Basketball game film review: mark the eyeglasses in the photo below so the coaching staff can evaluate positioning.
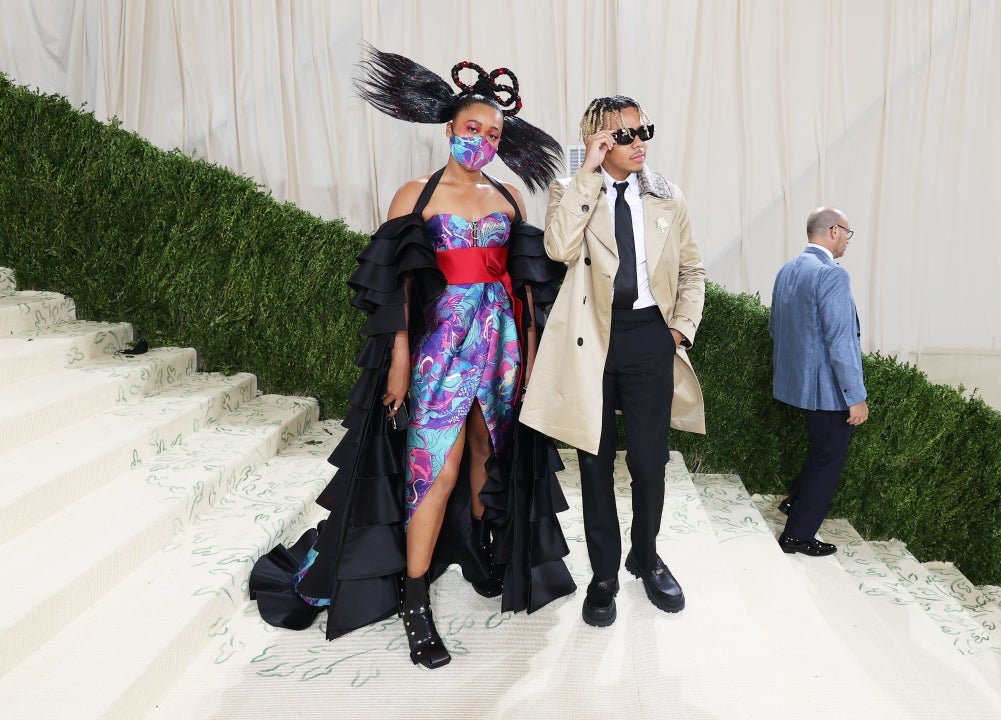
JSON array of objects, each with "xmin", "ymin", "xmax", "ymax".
[
  {"xmin": 832, "ymin": 224, "xmax": 855, "ymax": 241},
  {"xmin": 611, "ymin": 124, "xmax": 655, "ymax": 145}
]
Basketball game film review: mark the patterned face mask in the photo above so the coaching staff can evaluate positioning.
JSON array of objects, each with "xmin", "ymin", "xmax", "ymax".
[{"xmin": 449, "ymin": 133, "xmax": 497, "ymax": 170}]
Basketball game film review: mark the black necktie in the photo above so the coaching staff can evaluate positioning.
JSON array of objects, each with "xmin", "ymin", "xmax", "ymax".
[{"xmin": 612, "ymin": 181, "xmax": 638, "ymax": 309}]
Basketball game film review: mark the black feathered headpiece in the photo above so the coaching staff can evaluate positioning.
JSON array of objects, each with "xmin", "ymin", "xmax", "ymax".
[{"xmin": 354, "ymin": 43, "xmax": 563, "ymax": 192}]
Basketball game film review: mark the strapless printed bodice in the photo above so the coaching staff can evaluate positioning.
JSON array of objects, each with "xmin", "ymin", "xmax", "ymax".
[{"xmin": 425, "ymin": 212, "xmax": 511, "ymax": 252}]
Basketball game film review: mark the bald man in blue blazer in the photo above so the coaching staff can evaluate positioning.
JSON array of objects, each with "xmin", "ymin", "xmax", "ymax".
[{"xmin": 769, "ymin": 206, "xmax": 869, "ymax": 557}]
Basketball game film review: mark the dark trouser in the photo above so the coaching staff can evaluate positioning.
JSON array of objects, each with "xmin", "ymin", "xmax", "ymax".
[
  {"xmin": 783, "ymin": 408, "xmax": 854, "ymax": 539},
  {"xmin": 578, "ymin": 306, "xmax": 675, "ymax": 581}
]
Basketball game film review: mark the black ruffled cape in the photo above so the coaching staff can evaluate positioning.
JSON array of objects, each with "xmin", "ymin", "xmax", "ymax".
[{"xmin": 250, "ymin": 169, "xmax": 576, "ymax": 639}]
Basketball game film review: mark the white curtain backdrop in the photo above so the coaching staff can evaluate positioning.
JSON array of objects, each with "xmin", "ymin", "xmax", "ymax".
[{"xmin": 2, "ymin": 0, "xmax": 1000, "ymax": 381}]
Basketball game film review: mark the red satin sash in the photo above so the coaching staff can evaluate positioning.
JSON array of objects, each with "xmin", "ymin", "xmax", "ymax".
[{"xmin": 436, "ymin": 246, "xmax": 525, "ymax": 392}]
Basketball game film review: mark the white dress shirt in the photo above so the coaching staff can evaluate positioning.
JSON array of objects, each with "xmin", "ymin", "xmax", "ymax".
[
  {"xmin": 807, "ymin": 242, "xmax": 834, "ymax": 261},
  {"xmin": 600, "ymin": 167, "xmax": 656, "ymax": 309}
]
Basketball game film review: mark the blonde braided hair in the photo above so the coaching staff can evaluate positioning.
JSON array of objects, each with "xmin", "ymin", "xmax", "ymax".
[{"xmin": 579, "ymin": 95, "xmax": 652, "ymax": 142}]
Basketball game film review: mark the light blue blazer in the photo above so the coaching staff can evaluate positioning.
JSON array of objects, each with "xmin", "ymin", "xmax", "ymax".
[{"xmin": 769, "ymin": 246, "xmax": 867, "ymax": 411}]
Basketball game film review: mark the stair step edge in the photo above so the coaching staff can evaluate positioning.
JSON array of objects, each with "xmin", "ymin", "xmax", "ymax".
[{"xmin": 0, "ymin": 395, "xmax": 320, "ymax": 674}]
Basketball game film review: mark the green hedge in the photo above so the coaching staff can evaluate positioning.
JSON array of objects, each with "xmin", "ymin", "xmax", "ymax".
[
  {"xmin": 674, "ymin": 286, "xmax": 1001, "ymax": 584},
  {"xmin": 3, "ymin": 74, "xmax": 1000, "ymax": 584},
  {"xmin": 0, "ymin": 73, "xmax": 368, "ymax": 417}
]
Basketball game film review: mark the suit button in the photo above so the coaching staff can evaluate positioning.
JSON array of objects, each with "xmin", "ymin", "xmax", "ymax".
[
  {"xmin": 582, "ymin": 204, "xmax": 590, "ymax": 212},
  {"xmin": 584, "ymin": 257, "xmax": 591, "ymax": 265},
  {"xmin": 577, "ymin": 338, "xmax": 584, "ymax": 346}
]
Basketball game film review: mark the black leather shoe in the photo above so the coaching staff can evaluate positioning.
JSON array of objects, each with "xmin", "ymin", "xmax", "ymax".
[
  {"xmin": 777, "ymin": 498, "xmax": 794, "ymax": 515},
  {"xmin": 778, "ymin": 534, "xmax": 837, "ymax": 557},
  {"xmin": 625, "ymin": 552, "xmax": 685, "ymax": 613},
  {"xmin": 582, "ymin": 578, "xmax": 619, "ymax": 627}
]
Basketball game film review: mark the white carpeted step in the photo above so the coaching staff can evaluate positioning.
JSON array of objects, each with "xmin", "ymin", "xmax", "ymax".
[
  {"xmin": 753, "ymin": 494, "xmax": 1000, "ymax": 680},
  {"xmin": 0, "ymin": 371, "xmax": 257, "ymax": 545},
  {"xmin": 980, "ymin": 585, "xmax": 1001, "ymax": 633},
  {"xmin": 699, "ymin": 479, "xmax": 1001, "ymax": 709},
  {"xmin": 0, "ymin": 420, "xmax": 344, "ymax": 720},
  {"xmin": 751, "ymin": 495, "xmax": 920, "ymax": 606},
  {"xmin": 824, "ymin": 519, "xmax": 1001, "ymax": 673},
  {"xmin": 147, "ymin": 457, "xmax": 1001, "ymax": 719},
  {"xmin": 869, "ymin": 539, "xmax": 1001, "ymax": 686},
  {"xmin": 924, "ymin": 561, "xmax": 1001, "ymax": 653},
  {"xmin": 0, "ymin": 393, "xmax": 318, "ymax": 677},
  {"xmin": 0, "ymin": 267, "xmax": 15, "ymax": 293},
  {"xmin": 0, "ymin": 319, "xmax": 134, "ymax": 386},
  {"xmin": 0, "ymin": 288, "xmax": 77, "ymax": 335},
  {"xmin": 0, "ymin": 346, "xmax": 196, "ymax": 456}
]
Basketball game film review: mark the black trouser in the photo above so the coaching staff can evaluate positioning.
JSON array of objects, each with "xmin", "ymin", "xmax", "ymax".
[
  {"xmin": 578, "ymin": 306, "xmax": 675, "ymax": 581},
  {"xmin": 783, "ymin": 408, "xmax": 854, "ymax": 539}
]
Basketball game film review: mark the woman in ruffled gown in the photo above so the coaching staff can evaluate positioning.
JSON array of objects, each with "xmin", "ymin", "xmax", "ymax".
[{"xmin": 250, "ymin": 46, "xmax": 576, "ymax": 669}]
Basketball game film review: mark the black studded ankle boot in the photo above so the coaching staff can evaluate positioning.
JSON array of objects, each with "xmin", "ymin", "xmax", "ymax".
[
  {"xmin": 470, "ymin": 518, "xmax": 504, "ymax": 598},
  {"xmin": 402, "ymin": 573, "xmax": 451, "ymax": 669}
]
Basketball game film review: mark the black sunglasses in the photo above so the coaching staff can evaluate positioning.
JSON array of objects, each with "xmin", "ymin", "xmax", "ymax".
[{"xmin": 611, "ymin": 124, "xmax": 655, "ymax": 145}]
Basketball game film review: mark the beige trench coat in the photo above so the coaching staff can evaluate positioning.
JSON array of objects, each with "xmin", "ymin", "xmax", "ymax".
[{"xmin": 520, "ymin": 167, "xmax": 706, "ymax": 455}]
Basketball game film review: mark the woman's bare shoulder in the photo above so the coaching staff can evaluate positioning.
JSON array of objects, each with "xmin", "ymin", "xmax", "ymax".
[
  {"xmin": 387, "ymin": 175, "xmax": 433, "ymax": 220},
  {"xmin": 499, "ymin": 180, "xmax": 527, "ymax": 219}
]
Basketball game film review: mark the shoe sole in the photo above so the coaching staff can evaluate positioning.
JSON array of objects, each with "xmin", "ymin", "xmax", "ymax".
[
  {"xmin": 582, "ymin": 604, "xmax": 616, "ymax": 627},
  {"xmin": 781, "ymin": 545, "xmax": 837, "ymax": 557},
  {"xmin": 411, "ymin": 652, "xmax": 452, "ymax": 668},
  {"xmin": 625, "ymin": 555, "xmax": 685, "ymax": 613}
]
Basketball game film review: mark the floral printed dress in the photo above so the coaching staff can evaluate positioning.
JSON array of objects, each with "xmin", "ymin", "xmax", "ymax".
[
  {"xmin": 405, "ymin": 212, "xmax": 520, "ymax": 519},
  {"xmin": 249, "ymin": 168, "xmax": 575, "ymax": 641}
]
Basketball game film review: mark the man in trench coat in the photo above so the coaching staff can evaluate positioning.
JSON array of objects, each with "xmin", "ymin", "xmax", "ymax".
[{"xmin": 521, "ymin": 96, "xmax": 705, "ymax": 626}]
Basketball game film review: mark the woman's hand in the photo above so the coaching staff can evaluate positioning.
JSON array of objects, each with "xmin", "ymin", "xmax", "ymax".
[{"xmin": 383, "ymin": 330, "xmax": 410, "ymax": 416}]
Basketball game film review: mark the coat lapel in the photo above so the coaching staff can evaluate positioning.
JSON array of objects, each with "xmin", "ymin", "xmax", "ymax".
[
  {"xmin": 643, "ymin": 198, "xmax": 675, "ymax": 272},
  {"xmin": 589, "ymin": 191, "xmax": 619, "ymax": 258},
  {"xmin": 637, "ymin": 166, "xmax": 676, "ymax": 273}
]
